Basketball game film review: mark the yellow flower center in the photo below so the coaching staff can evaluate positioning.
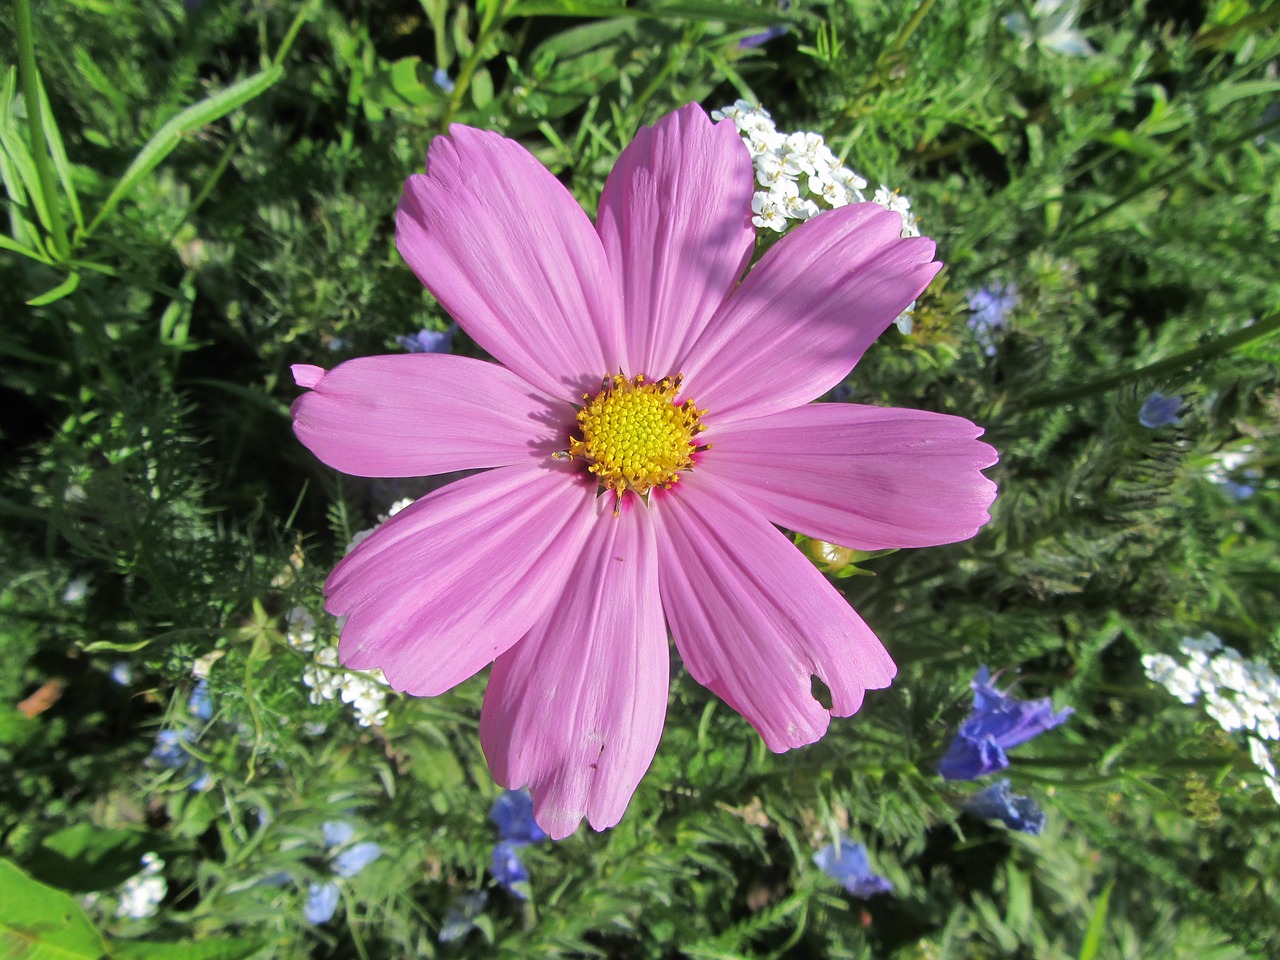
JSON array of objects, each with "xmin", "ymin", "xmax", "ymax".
[{"xmin": 566, "ymin": 374, "xmax": 707, "ymax": 507}]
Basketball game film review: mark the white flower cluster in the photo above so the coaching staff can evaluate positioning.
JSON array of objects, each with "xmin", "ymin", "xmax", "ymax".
[
  {"xmin": 116, "ymin": 853, "xmax": 167, "ymax": 919},
  {"xmin": 712, "ymin": 100, "xmax": 922, "ymax": 333},
  {"xmin": 287, "ymin": 499, "xmax": 416, "ymax": 728},
  {"xmin": 711, "ymin": 100, "xmax": 921, "ymax": 239},
  {"xmin": 1143, "ymin": 633, "xmax": 1280, "ymax": 805}
]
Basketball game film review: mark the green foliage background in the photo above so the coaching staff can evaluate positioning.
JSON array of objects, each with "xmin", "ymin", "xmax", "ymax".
[{"xmin": 1, "ymin": 0, "xmax": 1278, "ymax": 957}]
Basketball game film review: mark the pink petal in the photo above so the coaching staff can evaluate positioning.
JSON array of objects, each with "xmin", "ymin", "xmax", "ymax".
[
  {"xmin": 292, "ymin": 354, "xmax": 575, "ymax": 478},
  {"xmin": 596, "ymin": 104, "xmax": 755, "ymax": 378},
  {"xmin": 680, "ymin": 203, "xmax": 941, "ymax": 424},
  {"xmin": 480, "ymin": 495, "xmax": 667, "ymax": 840},
  {"xmin": 703, "ymin": 403, "xmax": 998, "ymax": 549},
  {"xmin": 396, "ymin": 125, "xmax": 622, "ymax": 402},
  {"xmin": 649, "ymin": 475, "xmax": 896, "ymax": 752},
  {"xmin": 327, "ymin": 462, "xmax": 596, "ymax": 695}
]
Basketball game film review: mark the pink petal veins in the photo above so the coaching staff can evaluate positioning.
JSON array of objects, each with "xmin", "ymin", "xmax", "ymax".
[
  {"xmin": 596, "ymin": 103, "xmax": 756, "ymax": 377},
  {"xmin": 291, "ymin": 354, "xmax": 575, "ymax": 478},
  {"xmin": 480, "ymin": 495, "xmax": 668, "ymax": 840},
  {"xmin": 704, "ymin": 403, "xmax": 998, "ymax": 550},
  {"xmin": 682, "ymin": 203, "xmax": 942, "ymax": 423},
  {"xmin": 396, "ymin": 125, "xmax": 623, "ymax": 402},
  {"xmin": 650, "ymin": 474, "xmax": 896, "ymax": 752},
  {"xmin": 327, "ymin": 462, "xmax": 596, "ymax": 696}
]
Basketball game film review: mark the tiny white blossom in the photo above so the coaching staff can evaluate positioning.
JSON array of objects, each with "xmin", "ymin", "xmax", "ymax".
[{"xmin": 116, "ymin": 854, "xmax": 166, "ymax": 919}]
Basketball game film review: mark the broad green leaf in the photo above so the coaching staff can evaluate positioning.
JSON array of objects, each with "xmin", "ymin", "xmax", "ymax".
[
  {"xmin": 26, "ymin": 824, "xmax": 156, "ymax": 893},
  {"xmin": 87, "ymin": 66, "xmax": 283, "ymax": 236},
  {"xmin": 110, "ymin": 937, "xmax": 263, "ymax": 960},
  {"xmin": 0, "ymin": 857, "xmax": 109, "ymax": 960}
]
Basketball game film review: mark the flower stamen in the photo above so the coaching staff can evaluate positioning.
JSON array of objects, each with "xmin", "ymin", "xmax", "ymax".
[{"xmin": 565, "ymin": 373, "xmax": 707, "ymax": 512}]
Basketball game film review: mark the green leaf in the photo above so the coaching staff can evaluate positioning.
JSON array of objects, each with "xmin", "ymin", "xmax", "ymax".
[
  {"xmin": 35, "ymin": 72, "xmax": 83, "ymax": 231},
  {"xmin": 26, "ymin": 270, "xmax": 79, "ymax": 306},
  {"xmin": 1078, "ymin": 879, "xmax": 1115, "ymax": 960},
  {"xmin": 110, "ymin": 937, "xmax": 263, "ymax": 960},
  {"xmin": 87, "ymin": 66, "xmax": 283, "ymax": 236},
  {"xmin": 1204, "ymin": 80, "xmax": 1280, "ymax": 114},
  {"xmin": 0, "ymin": 857, "xmax": 109, "ymax": 960},
  {"xmin": 511, "ymin": 1, "xmax": 779, "ymax": 24},
  {"xmin": 26, "ymin": 824, "xmax": 156, "ymax": 893}
]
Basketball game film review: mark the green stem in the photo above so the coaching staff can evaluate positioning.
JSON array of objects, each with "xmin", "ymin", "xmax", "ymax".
[
  {"xmin": 440, "ymin": 0, "xmax": 518, "ymax": 133},
  {"xmin": 13, "ymin": 0, "xmax": 69, "ymax": 260},
  {"xmin": 1019, "ymin": 309, "xmax": 1280, "ymax": 410}
]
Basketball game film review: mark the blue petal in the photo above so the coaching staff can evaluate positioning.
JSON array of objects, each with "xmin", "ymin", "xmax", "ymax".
[
  {"xmin": 397, "ymin": 325, "xmax": 456, "ymax": 354},
  {"xmin": 187, "ymin": 679, "xmax": 213, "ymax": 721},
  {"xmin": 488, "ymin": 789, "xmax": 548, "ymax": 845},
  {"xmin": 813, "ymin": 839, "xmax": 894, "ymax": 898},
  {"xmin": 303, "ymin": 881, "xmax": 340, "ymax": 924},
  {"xmin": 1139, "ymin": 391, "xmax": 1183, "ymax": 429},
  {"xmin": 321, "ymin": 820, "xmax": 356, "ymax": 848},
  {"xmin": 938, "ymin": 732, "xmax": 1010, "ymax": 781},
  {"xmin": 964, "ymin": 779, "xmax": 1047, "ymax": 834},
  {"xmin": 490, "ymin": 841, "xmax": 530, "ymax": 898},
  {"xmin": 333, "ymin": 842, "xmax": 382, "ymax": 878}
]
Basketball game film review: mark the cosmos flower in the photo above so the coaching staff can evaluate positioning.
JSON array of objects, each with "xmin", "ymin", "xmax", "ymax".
[
  {"xmin": 963, "ymin": 779, "xmax": 1046, "ymax": 834},
  {"xmin": 812, "ymin": 839, "xmax": 893, "ymax": 898},
  {"xmin": 939, "ymin": 666, "xmax": 1073, "ymax": 780},
  {"xmin": 292, "ymin": 103, "xmax": 998, "ymax": 838}
]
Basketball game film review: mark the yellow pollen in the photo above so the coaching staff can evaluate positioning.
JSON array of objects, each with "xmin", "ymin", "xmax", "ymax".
[{"xmin": 565, "ymin": 373, "xmax": 707, "ymax": 509}]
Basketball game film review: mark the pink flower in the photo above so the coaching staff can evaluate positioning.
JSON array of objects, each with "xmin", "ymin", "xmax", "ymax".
[{"xmin": 291, "ymin": 104, "xmax": 998, "ymax": 839}]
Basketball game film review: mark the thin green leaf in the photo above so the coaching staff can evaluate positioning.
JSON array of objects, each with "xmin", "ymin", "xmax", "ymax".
[
  {"xmin": 1078, "ymin": 879, "xmax": 1115, "ymax": 960},
  {"xmin": 0, "ymin": 231, "xmax": 50, "ymax": 262},
  {"xmin": 36, "ymin": 72, "xmax": 83, "ymax": 231},
  {"xmin": 87, "ymin": 66, "xmax": 283, "ymax": 236},
  {"xmin": 26, "ymin": 270, "xmax": 79, "ymax": 305},
  {"xmin": 511, "ymin": 1, "xmax": 781, "ymax": 25},
  {"xmin": 110, "ymin": 937, "xmax": 264, "ymax": 960},
  {"xmin": 25, "ymin": 272, "xmax": 79, "ymax": 305}
]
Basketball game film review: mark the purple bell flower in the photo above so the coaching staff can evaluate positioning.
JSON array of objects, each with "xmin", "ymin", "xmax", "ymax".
[
  {"xmin": 939, "ymin": 666, "xmax": 1073, "ymax": 780},
  {"xmin": 812, "ymin": 839, "xmax": 893, "ymax": 898}
]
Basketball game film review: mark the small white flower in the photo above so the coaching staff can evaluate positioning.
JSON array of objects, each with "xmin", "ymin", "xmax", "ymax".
[
  {"xmin": 1004, "ymin": 0, "xmax": 1095, "ymax": 57},
  {"xmin": 116, "ymin": 854, "xmax": 167, "ymax": 919}
]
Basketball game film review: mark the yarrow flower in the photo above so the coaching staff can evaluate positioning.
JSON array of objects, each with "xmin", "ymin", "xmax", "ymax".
[
  {"xmin": 939, "ymin": 666, "xmax": 1072, "ymax": 780},
  {"xmin": 711, "ymin": 100, "xmax": 922, "ymax": 333},
  {"xmin": 1144, "ymin": 633, "xmax": 1280, "ymax": 805},
  {"xmin": 963, "ymin": 779, "xmax": 1046, "ymax": 834},
  {"xmin": 813, "ymin": 839, "xmax": 893, "ymax": 898},
  {"xmin": 291, "ymin": 104, "xmax": 998, "ymax": 838},
  {"xmin": 1138, "ymin": 391, "xmax": 1183, "ymax": 429}
]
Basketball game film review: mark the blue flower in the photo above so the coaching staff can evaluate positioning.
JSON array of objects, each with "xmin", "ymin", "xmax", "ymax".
[
  {"xmin": 396, "ymin": 325, "xmax": 456, "ymax": 354},
  {"xmin": 490, "ymin": 840, "xmax": 530, "ymax": 898},
  {"xmin": 432, "ymin": 67, "xmax": 455, "ymax": 95},
  {"xmin": 303, "ymin": 881, "xmax": 340, "ymax": 924},
  {"xmin": 1139, "ymin": 391, "xmax": 1183, "ymax": 428},
  {"xmin": 149, "ymin": 727, "xmax": 212, "ymax": 791},
  {"xmin": 739, "ymin": 0, "xmax": 790, "ymax": 48},
  {"xmin": 188, "ymin": 679, "xmax": 213, "ymax": 721},
  {"xmin": 321, "ymin": 820, "xmax": 356, "ymax": 847},
  {"xmin": 813, "ymin": 839, "xmax": 893, "ymax": 898},
  {"xmin": 439, "ymin": 891, "xmax": 488, "ymax": 943},
  {"xmin": 488, "ymin": 790, "xmax": 547, "ymax": 897},
  {"xmin": 489, "ymin": 789, "xmax": 548, "ymax": 845},
  {"xmin": 966, "ymin": 282, "xmax": 1018, "ymax": 356},
  {"xmin": 333, "ymin": 842, "xmax": 383, "ymax": 878},
  {"xmin": 963, "ymin": 779, "xmax": 1047, "ymax": 834},
  {"xmin": 938, "ymin": 666, "xmax": 1073, "ymax": 780}
]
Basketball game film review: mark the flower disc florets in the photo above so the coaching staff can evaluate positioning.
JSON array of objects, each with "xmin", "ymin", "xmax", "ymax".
[{"xmin": 567, "ymin": 373, "xmax": 706, "ymax": 505}]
